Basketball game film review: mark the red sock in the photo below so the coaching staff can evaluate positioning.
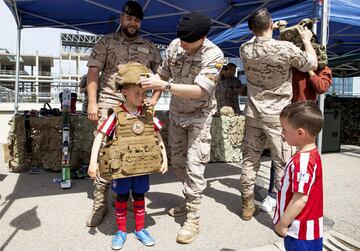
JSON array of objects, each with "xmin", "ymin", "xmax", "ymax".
[
  {"xmin": 133, "ymin": 199, "xmax": 145, "ymax": 231},
  {"xmin": 115, "ymin": 201, "xmax": 127, "ymax": 232}
]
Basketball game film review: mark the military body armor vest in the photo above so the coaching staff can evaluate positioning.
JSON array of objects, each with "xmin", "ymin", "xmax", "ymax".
[{"xmin": 98, "ymin": 105, "xmax": 162, "ymax": 179}]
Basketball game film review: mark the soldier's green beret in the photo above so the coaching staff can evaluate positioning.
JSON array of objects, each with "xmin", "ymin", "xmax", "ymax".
[{"xmin": 116, "ymin": 62, "xmax": 151, "ymax": 85}]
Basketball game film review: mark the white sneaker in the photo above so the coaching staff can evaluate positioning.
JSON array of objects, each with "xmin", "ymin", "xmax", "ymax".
[{"xmin": 260, "ymin": 195, "xmax": 276, "ymax": 212}]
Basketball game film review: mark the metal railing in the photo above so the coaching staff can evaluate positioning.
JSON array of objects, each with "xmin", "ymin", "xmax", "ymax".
[{"xmin": 0, "ymin": 69, "xmax": 29, "ymax": 75}]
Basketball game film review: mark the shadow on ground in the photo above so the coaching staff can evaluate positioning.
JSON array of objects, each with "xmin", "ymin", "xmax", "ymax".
[{"xmin": 1, "ymin": 161, "xmax": 275, "ymax": 237}]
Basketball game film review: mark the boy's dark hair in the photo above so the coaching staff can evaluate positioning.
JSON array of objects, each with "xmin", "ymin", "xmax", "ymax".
[
  {"xmin": 248, "ymin": 8, "xmax": 272, "ymax": 33},
  {"xmin": 280, "ymin": 101, "xmax": 324, "ymax": 137},
  {"xmin": 117, "ymin": 83, "xmax": 133, "ymax": 91},
  {"xmin": 227, "ymin": 63, "xmax": 237, "ymax": 69}
]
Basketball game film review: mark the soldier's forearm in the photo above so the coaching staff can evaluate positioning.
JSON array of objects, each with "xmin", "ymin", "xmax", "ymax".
[
  {"xmin": 169, "ymin": 83, "xmax": 204, "ymax": 99},
  {"xmin": 304, "ymin": 41, "xmax": 318, "ymax": 70},
  {"xmin": 87, "ymin": 67, "xmax": 99, "ymax": 103}
]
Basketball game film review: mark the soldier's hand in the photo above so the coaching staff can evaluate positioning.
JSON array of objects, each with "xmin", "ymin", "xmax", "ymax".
[
  {"xmin": 273, "ymin": 21, "xmax": 280, "ymax": 30},
  {"xmin": 87, "ymin": 102, "xmax": 99, "ymax": 123},
  {"xmin": 139, "ymin": 76, "xmax": 166, "ymax": 91},
  {"xmin": 160, "ymin": 161, "xmax": 168, "ymax": 174},
  {"xmin": 88, "ymin": 163, "xmax": 99, "ymax": 179},
  {"xmin": 273, "ymin": 20, "xmax": 287, "ymax": 30},
  {"xmin": 297, "ymin": 26, "xmax": 313, "ymax": 43}
]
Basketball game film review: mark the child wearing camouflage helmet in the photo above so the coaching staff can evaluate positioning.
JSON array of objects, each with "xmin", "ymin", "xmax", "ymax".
[{"xmin": 88, "ymin": 62, "xmax": 168, "ymax": 250}]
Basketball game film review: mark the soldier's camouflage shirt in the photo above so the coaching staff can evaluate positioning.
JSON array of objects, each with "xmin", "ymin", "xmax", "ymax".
[
  {"xmin": 240, "ymin": 36, "xmax": 316, "ymax": 122},
  {"xmin": 215, "ymin": 76, "xmax": 243, "ymax": 113},
  {"xmin": 158, "ymin": 38, "xmax": 224, "ymax": 118},
  {"xmin": 87, "ymin": 31, "xmax": 161, "ymax": 106}
]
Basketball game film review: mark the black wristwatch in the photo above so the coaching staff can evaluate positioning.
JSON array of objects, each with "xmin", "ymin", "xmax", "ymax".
[{"xmin": 164, "ymin": 82, "xmax": 171, "ymax": 92}]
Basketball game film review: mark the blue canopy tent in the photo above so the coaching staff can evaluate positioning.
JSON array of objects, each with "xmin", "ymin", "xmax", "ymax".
[
  {"xmin": 211, "ymin": 0, "xmax": 360, "ymax": 77},
  {"xmin": 3, "ymin": 0, "xmax": 353, "ymax": 152},
  {"xmin": 3, "ymin": 0, "xmax": 309, "ymax": 114},
  {"xmin": 5, "ymin": 0, "xmax": 305, "ymax": 46}
]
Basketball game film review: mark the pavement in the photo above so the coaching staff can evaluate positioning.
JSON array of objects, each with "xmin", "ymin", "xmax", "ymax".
[{"xmin": 0, "ymin": 145, "xmax": 359, "ymax": 251}]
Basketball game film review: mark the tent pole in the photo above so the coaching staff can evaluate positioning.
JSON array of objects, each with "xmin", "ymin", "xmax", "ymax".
[
  {"xmin": 317, "ymin": 0, "xmax": 329, "ymax": 153},
  {"xmin": 14, "ymin": 25, "xmax": 22, "ymax": 115}
]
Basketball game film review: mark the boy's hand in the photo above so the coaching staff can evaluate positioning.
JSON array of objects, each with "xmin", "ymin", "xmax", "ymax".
[
  {"xmin": 159, "ymin": 161, "xmax": 168, "ymax": 174},
  {"xmin": 275, "ymin": 222, "xmax": 288, "ymax": 237},
  {"xmin": 143, "ymin": 97, "xmax": 157, "ymax": 106},
  {"xmin": 88, "ymin": 163, "xmax": 99, "ymax": 179}
]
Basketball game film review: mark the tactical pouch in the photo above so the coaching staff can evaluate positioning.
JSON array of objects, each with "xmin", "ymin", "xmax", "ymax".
[
  {"xmin": 121, "ymin": 141, "xmax": 161, "ymax": 175},
  {"xmin": 40, "ymin": 102, "xmax": 61, "ymax": 116},
  {"xmin": 98, "ymin": 143, "xmax": 121, "ymax": 174}
]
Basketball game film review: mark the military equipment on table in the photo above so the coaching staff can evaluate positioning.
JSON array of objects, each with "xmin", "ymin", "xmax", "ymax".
[
  {"xmin": 98, "ymin": 105, "xmax": 162, "ymax": 179},
  {"xmin": 8, "ymin": 114, "xmax": 95, "ymax": 173},
  {"xmin": 278, "ymin": 18, "xmax": 328, "ymax": 68}
]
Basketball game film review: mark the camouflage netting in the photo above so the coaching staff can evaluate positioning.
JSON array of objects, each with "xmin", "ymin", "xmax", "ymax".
[
  {"xmin": 210, "ymin": 107, "xmax": 245, "ymax": 162},
  {"xmin": 8, "ymin": 114, "xmax": 96, "ymax": 172},
  {"xmin": 155, "ymin": 108, "xmax": 245, "ymax": 163},
  {"xmin": 325, "ymin": 96, "xmax": 360, "ymax": 146},
  {"xmin": 8, "ymin": 109, "xmax": 245, "ymax": 173}
]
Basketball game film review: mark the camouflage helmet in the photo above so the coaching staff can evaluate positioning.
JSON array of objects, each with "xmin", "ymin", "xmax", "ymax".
[
  {"xmin": 116, "ymin": 62, "xmax": 151, "ymax": 86},
  {"xmin": 278, "ymin": 18, "xmax": 328, "ymax": 68}
]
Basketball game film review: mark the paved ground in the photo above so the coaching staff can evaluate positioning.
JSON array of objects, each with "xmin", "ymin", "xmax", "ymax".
[{"xmin": 0, "ymin": 145, "xmax": 359, "ymax": 251}]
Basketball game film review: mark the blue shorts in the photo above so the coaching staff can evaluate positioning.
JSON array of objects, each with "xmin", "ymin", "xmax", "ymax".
[
  {"xmin": 284, "ymin": 236, "xmax": 323, "ymax": 251},
  {"xmin": 111, "ymin": 175, "xmax": 150, "ymax": 195}
]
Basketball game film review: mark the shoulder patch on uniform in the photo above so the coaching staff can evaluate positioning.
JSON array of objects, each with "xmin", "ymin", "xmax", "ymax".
[
  {"xmin": 138, "ymin": 47, "xmax": 150, "ymax": 54},
  {"xmin": 208, "ymin": 62, "xmax": 224, "ymax": 69},
  {"xmin": 206, "ymin": 73, "xmax": 217, "ymax": 82}
]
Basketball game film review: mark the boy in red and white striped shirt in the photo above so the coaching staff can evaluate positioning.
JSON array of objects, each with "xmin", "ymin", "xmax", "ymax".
[{"xmin": 273, "ymin": 101, "xmax": 324, "ymax": 250}]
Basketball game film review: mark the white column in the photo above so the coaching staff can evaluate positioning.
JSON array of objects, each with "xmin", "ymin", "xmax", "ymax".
[
  {"xmin": 35, "ymin": 51, "xmax": 39, "ymax": 103},
  {"xmin": 317, "ymin": 0, "xmax": 330, "ymax": 154},
  {"xmin": 14, "ymin": 26, "xmax": 21, "ymax": 114}
]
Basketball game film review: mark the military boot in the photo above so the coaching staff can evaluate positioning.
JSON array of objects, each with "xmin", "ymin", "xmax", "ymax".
[
  {"xmin": 241, "ymin": 195, "xmax": 259, "ymax": 221},
  {"xmin": 176, "ymin": 200, "xmax": 200, "ymax": 244},
  {"xmin": 86, "ymin": 181, "xmax": 109, "ymax": 227},
  {"xmin": 168, "ymin": 203, "xmax": 186, "ymax": 217}
]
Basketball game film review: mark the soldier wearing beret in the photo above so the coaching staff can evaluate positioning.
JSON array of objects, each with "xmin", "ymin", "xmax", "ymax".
[
  {"xmin": 140, "ymin": 12, "xmax": 224, "ymax": 244},
  {"xmin": 239, "ymin": 8, "xmax": 318, "ymax": 221},
  {"xmin": 86, "ymin": 0, "xmax": 161, "ymax": 228},
  {"xmin": 88, "ymin": 62, "xmax": 168, "ymax": 249}
]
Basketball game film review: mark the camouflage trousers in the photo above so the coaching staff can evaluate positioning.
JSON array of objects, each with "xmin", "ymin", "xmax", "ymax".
[
  {"xmin": 240, "ymin": 116, "xmax": 291, "ymax": 197},
  {"xmin": 169, "ymin": 116, "xmax": 212, "ymax": 200}
]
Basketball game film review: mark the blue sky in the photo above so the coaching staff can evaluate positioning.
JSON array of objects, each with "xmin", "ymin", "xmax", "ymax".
[
  {"xmin": 0, "ymin": 1, "xmax": 83, "ymax": 56},
  {"xmin": 0, "ymin": 1, "xmax": 91, "ymax": 74}
]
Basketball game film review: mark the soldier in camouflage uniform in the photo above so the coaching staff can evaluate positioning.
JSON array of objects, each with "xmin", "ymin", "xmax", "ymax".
[
  {"xmin": 216, "ymin": 63, "xmax": 246, "ymax": 115},
  {"xmin": 239, "ymin": 8, "xmax": 318, "ymax": 221},
  {"xmin": 86, "ymin": 1, "xmax": 161, "ymax": 227},
  {"xmin": 261, "ymin": 19, "xmax": 333, "ymax": 213},
  {"xmin": 140, "ymin": 12, "xmax": 224, "ymax": 244}
]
